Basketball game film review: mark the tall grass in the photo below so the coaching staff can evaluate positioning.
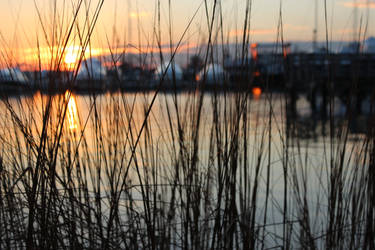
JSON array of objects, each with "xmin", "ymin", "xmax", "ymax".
[{"xmin": 0, "ymin": 0, "xmax": 374, "ymax": 249}]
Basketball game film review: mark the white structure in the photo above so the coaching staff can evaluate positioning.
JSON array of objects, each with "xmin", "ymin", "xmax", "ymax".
[
  {"xmin": 363, "ymin": 37, "xmax": 375, "ymax": 54},
  {"xmin": 155, "ymin": 62, "xmax": 183, "ymax": 82},
  {"xmin": 0, "ymin": 67, "xmax": 28, "ymax": 84},
  {"xmin": 77, "ymin": 58, "xmax": 107, "ymax": 81},
  {"xmin": 197, "ymin": 63, "xmax": 226, "ymax": 84}
]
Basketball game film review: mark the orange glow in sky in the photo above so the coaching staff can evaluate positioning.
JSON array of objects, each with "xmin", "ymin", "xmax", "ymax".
[
  {"xmin": 11, "ymin": 42, "xmax": 200, "ymax": 71},
  {"xmin": 16, "ymin": 46, "xmax": 105, "ymax": 71},
  {"xmin": 0, "ymin": 0, "xmax": 374, "ymax": 70}
]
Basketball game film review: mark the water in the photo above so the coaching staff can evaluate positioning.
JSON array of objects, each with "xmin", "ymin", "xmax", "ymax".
[{"xmin": 0, "ymin": 90, "xmax": 370, "ymax": 248}]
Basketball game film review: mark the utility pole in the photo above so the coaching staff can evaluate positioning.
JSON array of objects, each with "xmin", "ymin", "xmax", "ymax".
[
  {"xmin": 113, "ymin": 0, "xmax": 117, "ymax": 46},
  {"xmin": 313, "ymin": 0, "xmax": 318, "ymax": 53},
  {"xmin": 352, "ymin": 0, "xmax": 360, "ymax": 53},
  {"xmin": 128, "ymin": 0, "xmax": 132, "ymax": 46},
  {"xmin": 353, "ymin": 0, "xmax": 358, "ymax": 42}
]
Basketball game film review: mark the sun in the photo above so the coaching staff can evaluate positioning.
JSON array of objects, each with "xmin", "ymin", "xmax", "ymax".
[
  {"xmin": 64, "ymin": 52, "xmax": 77, "ymax": 64},
  {"xmin": 63, "ymin": 45, "xmax": 104, "ymax": 68},
  {"xmin": 64, "ymin": 46, "xmax": 79, "ymax": 66}
]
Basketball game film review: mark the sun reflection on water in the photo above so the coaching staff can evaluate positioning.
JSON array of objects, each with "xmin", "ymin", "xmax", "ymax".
[{"xmin": 65, "ymin": 91, "xmax": 79, "ymax": 130}]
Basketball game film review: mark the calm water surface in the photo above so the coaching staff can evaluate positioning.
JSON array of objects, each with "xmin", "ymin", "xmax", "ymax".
[{"xmin": 0, "ymin": 90, "xmax": 368, "ymax": 247}]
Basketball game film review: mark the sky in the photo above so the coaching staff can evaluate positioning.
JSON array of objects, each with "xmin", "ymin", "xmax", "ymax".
[{"xmin": 0, "ymin": 0, "xmax": 374, "ymax": 69}]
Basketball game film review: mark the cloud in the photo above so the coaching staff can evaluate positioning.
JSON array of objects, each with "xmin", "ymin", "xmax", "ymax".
[
  {"xmin": 129, "ymin": 11, "xmax": 151, "ymax": 19},
  {"xmin": 229, "ymin": 29, "xmax": 276, "ymax": 37},
  {"xmin": 341, "ymin": 0, "xmax": 375, "ymax": 9},
  {"xmin": 284, "ymin": 24, "xmax": 309, "ymax": 32},
  {"xmin": 228, "ymin": 24, "xmax": 309, "ymax": 38},
  {"xmin": 338, "ymin": 28, "xmax": 354, "ymax": 33}
]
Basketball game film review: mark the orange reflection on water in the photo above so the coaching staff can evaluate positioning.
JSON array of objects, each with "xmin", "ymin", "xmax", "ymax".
[{"xmin": 65, "ymin": 91, "xmax": 79, "ymax": 130}]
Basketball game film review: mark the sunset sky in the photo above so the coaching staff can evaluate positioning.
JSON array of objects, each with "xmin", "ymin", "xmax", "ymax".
[{"xmin": 0, "ymin": 0, "xmax": 374, "ymax": 69}]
